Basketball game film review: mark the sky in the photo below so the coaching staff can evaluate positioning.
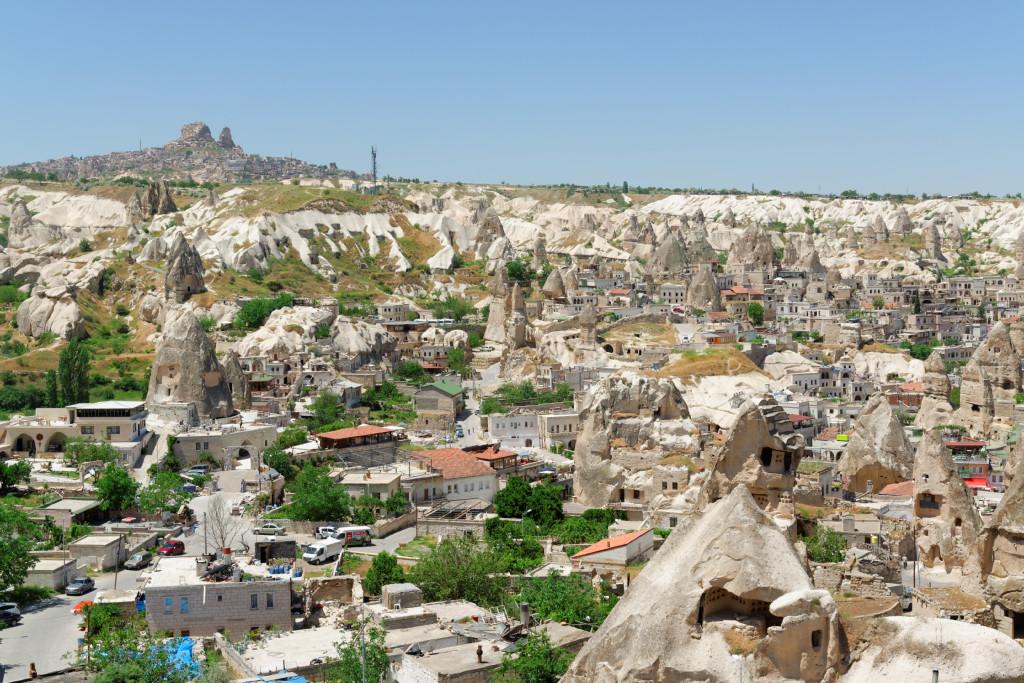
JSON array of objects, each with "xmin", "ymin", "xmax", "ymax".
[{"xmin": 3, "ymin": 1, "xmax": 1022, "ymax": 195}]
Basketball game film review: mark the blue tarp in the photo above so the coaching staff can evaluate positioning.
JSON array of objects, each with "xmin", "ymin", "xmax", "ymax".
[{"xmin": 168, "ymin": 636, "xmax": 200, "ymax": 676}]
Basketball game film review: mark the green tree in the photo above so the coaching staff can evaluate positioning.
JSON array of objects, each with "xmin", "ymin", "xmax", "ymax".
[
  {"xmin": 81, "ymin": 606, "xmax": 192, "ymax": 683},
  {"xmin": 384, "ymin": 490, "xmax": 409, "ymax": 516},
  {"xmin": 409, "ymin": 535, "xmax": 503, "ymax": 606},
  {"xmin": 57, "ymin": 339, "xmax": 91, "ymax": 404},
  {"xmin": 290, "ymin": 464, "xmax": 350, "ymax": 521},
  {"xmin": 262, "ymin": 445, "xmax": 296, "ymax": 480},
  {"xmin": 493, "ymin": 631, "xmax": 573, "ymax": 682},
  {"xmin": 485, "ymin": 518, "xmax": 545, "ymax": 572},
  {"xmin": 506, "ymin": 259, "xmax": 533, "ymax": 286},
  {"xmin": 276, "ymin": 425, "xmax": 308, "ymax": 449},
  {"xmin": 363, "ymin": 551, "xmax": 405, "ymax": 595},
  {"xmin": 747, "ymin": 301, "xmax": 765, "ymax": 326},
  {"xmin": 495, "ymin": 477, "xmax": 532, "ymax": 518},
  {"xmin": 515, "ymin": 571, "xmax": 617, "ymax": 627},
  {"xmin": 330, "ymin": 620, "xmax": 390, "ymax": 683},
  {"xmin": 233, "ymin": 293, "xmax": 293, "ymax": 329},
  {"xmin": 0, "ymin": 460, "xmax": 31, "ymax": 490},
  {"xmin": 138, "ymin": 472, "xmax": 190, "ymax": 514},
  {"xmin": 65, "ymin": 438, "xmax": 120, "ymax": 466},
  {"xmin": 527, "ymin": 484, "xmax": 565, "ymax": 527},
  {"xmin": 44, "ymin": 369, "xmax": 59, "ymax": 406},
  {"xmin": 447, "ymin": 347, "xmax": 469, "ymax": 377},
  {"xmin": 95, "ymin": 463, "xmax": 139, "ymax": 513},
  {"xmin": 428, "ymin": 296, "xmax": 475, "ymax": 322},
  {"xmin": 803, "ymin": 527, "xmax": 846, "ymax": 563},
  {"xmin": 393, "ymin": 360, "xmax": 430, "ymax": 385},
  {"xmin": 308, "ymin": 391, "xmax": 341, "ymax": 431},
  {"xmin": 871, "ymin": 295, "xmax": 885, "ymax": 310},
  {"xmin": 0, "ymin": 503, "xmax": 40, "ymax": 588}
]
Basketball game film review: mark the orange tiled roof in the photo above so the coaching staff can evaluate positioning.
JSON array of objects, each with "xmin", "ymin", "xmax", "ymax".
[
  {"xmin": 572, "ymin": 528, "xmax": 652, "ymax": 559},
  {"xmin": 878, "ymin": 480, "xmax": 914, "ymax": 497},
  {"xmin": 411, "ymin": 449, "xmax": 496, "ymax": 480},
  {"xmin": 473, "ymin": 447, "xmax": 518, "ymax": 461},
  {"xmin": 898, "ymin": 382, "xmax": 924, "ymax": 392},
  {"xmin": 316, "ymin": 424, "xmax": 393, "ymax": 440}
]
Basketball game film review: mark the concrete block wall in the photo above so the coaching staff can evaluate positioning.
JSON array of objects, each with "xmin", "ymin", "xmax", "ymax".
[{"xmin": 147, "ymin": 580, "xmax": 293, "ymax": 638}]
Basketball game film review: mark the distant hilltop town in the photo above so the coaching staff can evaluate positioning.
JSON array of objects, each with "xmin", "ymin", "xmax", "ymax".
[{"xmin": 0, "ymin": 121, "xmax": 357, "ymax": 183}]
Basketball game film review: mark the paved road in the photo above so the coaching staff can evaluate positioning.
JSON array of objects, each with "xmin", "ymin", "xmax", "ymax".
[{"xmin": 0, "ymin": 567, "xmax": 144, "ymax": 681}]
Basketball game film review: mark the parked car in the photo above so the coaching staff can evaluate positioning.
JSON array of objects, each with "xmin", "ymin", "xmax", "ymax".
[
  {"xmin": 157, "ymin": 539, "xmax": 186, "ymax": 556},
  {"xmin": 65, "ymin": 576, "xmax": 96, "ymax": 596},
  {"xmin": 0, "ymin": 602, "xmax": 21, "ymax": 626},
  {"xmin": 314, "ymin": 526, "xmax": 337, "ymax": 540},
  {"xmin": 186, "ymin": 464, "xmax": 211, "ymax": 474},
  {"xmin": 455, "ymin": 427, "xmax": 464, "ymax": 438},
  {"xmin": 124, "ymin": 551, "xmax": 153, "ymax": 570},
  {"xmin": 253, "ymin": 522, "xmax": 286, "ymax": 536}
]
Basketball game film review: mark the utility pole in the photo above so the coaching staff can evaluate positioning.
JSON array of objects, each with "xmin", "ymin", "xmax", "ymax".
[{"xmin": 204, "ymin": 511, "xmax": 209, "ymax": 556}]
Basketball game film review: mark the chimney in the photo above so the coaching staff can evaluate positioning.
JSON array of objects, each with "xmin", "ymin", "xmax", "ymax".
[
  {"xmin": 476, "ymin": 644, "xmax": 483, "ymax": 664},
  {"xmin": 842, "ymin": 516, "xmax": 855, "ymax": 533},
  {"xmin": 364, "ymin": 471, "xmax": 371, "ymax": 480},
  {"xmin": 519, "ymin": 602, "xmax": 531, "ymax": 630},
  {"xmin": 195, "ymin": 558, "xmax": 208, "ymax": 577}
]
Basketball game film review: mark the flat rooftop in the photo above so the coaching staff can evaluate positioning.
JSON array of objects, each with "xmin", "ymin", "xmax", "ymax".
[
  {"xmin": 29, "ymin": 558, "xmax": 77, "ymax": 571},
  {"xmin": 145, "ymin": 556, "xmax": 208, "ymax": 587},
  {"xmin": 70, "ymin": 534, "xmax": 121, "ymax": 548},
  {"xmin": 241, "ymin": 625, "xmax": 348, "ymax": 675},
  {"xmin": 68, "ymin": 400, "xmax": 146, "ymax": 409},
  {"xmin": 41, "ymin": 498, "xmax": 100, "ymax": 514},
  {"xmin": 340, "ymin": 471, "xmax": 402, "ymax": 486}
]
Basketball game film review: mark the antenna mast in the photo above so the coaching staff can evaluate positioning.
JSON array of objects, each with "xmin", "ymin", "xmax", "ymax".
[{"xmin": 371, "ymin": 145, "xmax": 378, "ymax": 185}]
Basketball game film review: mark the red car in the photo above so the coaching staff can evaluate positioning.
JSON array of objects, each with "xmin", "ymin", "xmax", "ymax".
[{"xmin": 157, "ymin": 539, "xmax": 185, "ymax": 556}]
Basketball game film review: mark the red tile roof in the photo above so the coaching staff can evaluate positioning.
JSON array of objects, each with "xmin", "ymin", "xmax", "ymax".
[
  {"xmin": 316, "ymin": 425, "xmax": 394, "ymax": 440},
  {"xmin": 898, "ymin": 382, "xmax": 925, "ymax": 392},
  {"xmin": 411, "ymin": 449, "xmax": 496, "ymax": 480},
  {"xmin": 944, "ymin": 439, "xmax": 987, "ymax": 448},
  {"xmin": 608, "ymin": 288, "xmax": 631, "ymax": 296},
  {"xmin": 472, "ymin": 447, "xmax": 518, "ymax": 462},
  {"xmin": 816, "ymin": 426, "xmax": 841, "ymax": 441},
  {"xmin": 572, "ymin": 528, "xmax": 652, "ymax": 559},
  {"xmin": 787, "ymin": 414, "xmax": 814, "ymax": 423},
  {"xmin": 878, "ymin": 480, "xmax": 914, "ymax": 497}
]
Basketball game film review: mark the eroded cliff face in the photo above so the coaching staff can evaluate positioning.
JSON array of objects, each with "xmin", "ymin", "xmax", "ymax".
[
  {"xmin": 572, "ymin": 373, "xmax": 695, "ymax": 509},
  {"xmin": 957, "ymin": 320, "xmax": 1024, "ymax": 438},
  {"xmin": 916, "ymin": 350, "xmax": 954, "ymax": 431}
]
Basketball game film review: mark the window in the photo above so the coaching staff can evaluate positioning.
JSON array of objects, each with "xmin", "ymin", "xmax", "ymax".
[
  {"xmin": 164, "ymin": 597, "xmax": 174, "ymax": 614},
  {"xmin": 217, "ymin": 594, "xmax": 223, "ymax": 602},
  {"xmin": 266, "ymin": 593, "xmax": 274, "ymax": 609},
  {"xmin": 106, "ymin": 426, "xmax": 121, "ymax": 436},
  {"xmin": 672, "ymin": 482, "xmax": 679, "ymax": 490},
  {"xmin": 196, "ymin": 443, "xmax": 201, "ymax": 451},
  {"xmin": 81, "ymin": 426, "xmax": 95, "ymax": 435},
  {"xmin": 662, "ymin": 482, "xmax": 668, "ymax": 490},
  {"xmin": 180, "ymin": 597, "xmax": 189, "ymax": 613},
  {"xmin": 250, "ymin": 593, "xmax": 258, "ymax": 610}
]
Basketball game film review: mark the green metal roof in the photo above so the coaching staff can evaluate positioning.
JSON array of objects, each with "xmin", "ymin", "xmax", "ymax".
[{"xmin": 422, "ymin": 381, "xmax": 463, "ymax": 396}]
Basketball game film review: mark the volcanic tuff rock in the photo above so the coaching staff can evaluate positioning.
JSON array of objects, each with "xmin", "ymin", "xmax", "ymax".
[
  {"xmin": 217, "ymin": 127, "xmax": 236, "ymax": 149},
  {"xmin": 685, "ymin": 264, "xmax": 721, "ymax": 311},
  {"xmin": 892, "ymin": 206, "xmax": 912, "ymax": 236},
  {"xmin": 925, "ymin": 222, "xmax": 946, "ymax": 261},
  {"xmin": 236, "ymin": 306, "xmax": 335, "ymax": 358},
  {"xmin": 646, "ymin": 231, "xmax": 688, "ymax": 277},
  {"xmin": 164, "ymin": 234, "xmax": 206, "ymax": 303},
  {"xmin": 720, "ymin": 206, "xmax": 736, "ymax": 228},
  {"xmin": 836, "ymin": 393, "xmax": 913, "ymax": 493},
  {"xmin": 727, "ymin": 223, "xmax": 775, "ymax": 272},
  {"xmin": 912, "ymin": 429, "xmax": 981, "ymax": 571},
  {"xmin": 572, "ymin": 374, "xmax": 692, "ymax": 507},
  {"xmin": 221, "ymin": 350, "xmax": 251, "ymax": 410},
  {"xmin": 563, "ymin": 486, "xmax": 846, "ymax": 683},
  {"xmin": 916, "ymin": 350, "xmax": 954, "ymax": 430},
  {"xmin": 698, "ymin": 397, "xmax": 804, "ymax": 520},
  {"xmin": 541, "ymin": 267, "xmax": 567, "ymax": 300},
  {"xmin": 956, "ymin": 319, "xmax": 1024, "ymax": 437},
  {"xmin": 15, "ymin": 286, "xmax": 86, "ymax": 340},
  {"xmin": 7, "ymin": 199, "xmax": 62, "ymax": 249},
  {"xmin": 147, "ymin": 309, "xmax": 234, "ymax": 419}
]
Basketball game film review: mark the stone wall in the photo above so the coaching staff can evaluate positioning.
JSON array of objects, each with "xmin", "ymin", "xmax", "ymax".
[{"xmin": 147, "ymin": 580, "xmax": 293, "ymax": 638}]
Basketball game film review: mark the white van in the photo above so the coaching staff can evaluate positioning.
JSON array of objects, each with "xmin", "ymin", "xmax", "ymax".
[
  {"xmin": 314, "ymin": 526, "xmax": 337, "ymax": 540},
  {"xmin": 331, "ymin": 526, "xmax": 372, "ymax": 547},
  {"xmin": 302, "ymin": 538, "xmax": 344, "ymax": 565}
]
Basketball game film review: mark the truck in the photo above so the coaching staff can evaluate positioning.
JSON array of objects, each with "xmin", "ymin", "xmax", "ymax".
[{"xmin": 302, "ymin": 538, "xmax": 344, "ymax": 565}]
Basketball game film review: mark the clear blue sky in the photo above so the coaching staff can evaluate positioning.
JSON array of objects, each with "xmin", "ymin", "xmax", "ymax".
[{"xmin": 4, "ymin": 1, "xmax": 1022, "ymax": 195}]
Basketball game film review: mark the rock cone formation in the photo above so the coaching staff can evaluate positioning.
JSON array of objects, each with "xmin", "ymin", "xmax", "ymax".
[
  {"xmin": 727, "ymin": 224, "xmax": 775, "ymax": 272},
  {"xmin": 892, "ymin": 207, "xmax": 912, "ymax": 236},
  {"xmin": 217, "ymin": 127, "xmax": 236, "ymax": 149},
  {"xmin": 541, "ymin": 267, "xmax": 566, "ymax": 300},
  {"xmin": 836, "ymin": 393, "xmax": 912, "ymax": 493},
  {"xmin": 956, "ymin": 319, "xmax": 1024, "ymax": 437},
  {"xmin": 916, "ymin": 350, "xmax": 954, "ymax": 430},
  {"xmin": 685, "ymin": 265, "xmax": 721, "ymax": 311},
  {"xmin": 913, "ymin": 429, "xmax": 981, "ymax": 570},
  {"xmin": 16, "ymin": 286, "xmax": 86, "ymax": 340},
  {"xmin": 164, "ymin": 234, "xmax": 206, "ymax": 303},
  {"xmin": 563, "ymin": 485, "xmax": 846, "ymax": 683},
  {"xmin": 147, "ymin": 309, "xmax": 234, "ymax": 420},
  {"xmin": 221, "ymin": 350, "xmax": 251, "ymax": 410},
  {"xmin": 647, "ymin": 231, "xmax": 688, "ymax": 277}
]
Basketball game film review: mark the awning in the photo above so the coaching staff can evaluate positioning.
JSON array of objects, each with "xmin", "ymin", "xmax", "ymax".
[{"xmin": 963, "ymin": 477, "xmax": 991, "ymax": 490}]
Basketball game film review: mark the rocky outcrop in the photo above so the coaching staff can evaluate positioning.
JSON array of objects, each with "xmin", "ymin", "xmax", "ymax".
[
  {"xmin": 925, "ymin": 222, "xmax": 945, "ymax": 262},
  {"xmin": 221, "ymin": 350, "xmax": 251, "ymax": 410},
  {"xmin": 147, "ymin": 309, "xmax": 234, "ymax": 419},
  {"xmin": 836, "ymin": 393, "xmax": 913, "ymax": 493},
  {"xmin": 685, "ymin": 265, "xmax": 721, "ymax": 311},
  {"xmin": 698, "ymin": 397, "xmax": 804, "ymax": 520},
  {"xmin": 133, "ymin": 180, "xmax": 177, "ymax": 219},
  {"xmin": 504, "ymin": 283, "xmax": 529, "ymax": 351},
  {"xmin": 177, "ymin": 122, "xmax": 215, "ymax": 145},
  {"xmin": 164, "ymin": 234, "xmax": 205, "ymax": 303},
  {"xmin": 236, "ymin": 306, "xmax": 335, "ymax": 358},
  {"xmin": 484, "ymin": 270, "xmax": 509, "ymax": 344},
  {"xmin": 916, "ymin": 350, "xmax": 954, "ymax": 430},
  {"xmin": 531, "ymin": 236, "xmax": 547, "ymax": 270},
  {"xmin": 685, "ymin": 223, "xmax": 717, "ymax": 265},
  {"xmin": 646, "ymin": 231, "xmax": 688, "ymax": 277},
  {"xmin": 572, "ymin": 374, "xmax": 693, "ymax": 508},
  {"xmin": 1015, "ymin": 233, "xmax": 1024, "ymax": 279},
  {"xmin": 564, "ymin": 485, "xmax": 846, "ymax": 683},
  {"xmin": 727, "ymin": 224, "xmax": 775, "ymax": 272},
  {"xmin": 139, "ymin": 292, "xmax": 163, "ymax": 324},
  {"xmin": 956, "ymin": 319, "xmax": 1024, "ymax": 437},
  {"xmin": 720, "ymin": 206, "xmax": 736, "ymax": 228},
  {"xmin": 7, "ymin": 200, "xmax": 62, "ymax": 249},
  {"xmin": 912, "ymin": 429, "xmax": 981, "ymax": 570},
  {"xmin": 892, "ymin": 207, "xmax": 912, "ymax": 236},
  {"xmin": 541, "ymin": 267, "xmax": 567, "ymax": 300},
  {"xmin": 217, "ymin": 127, "xmax": 236, "ymax": 149},
  {"xmin": 331, "ymin": 316, "xmax": 394, "ymax": 367},
  {"xmin": 15, "ymin": 286, "xmax": 86, "ymax": 340}
]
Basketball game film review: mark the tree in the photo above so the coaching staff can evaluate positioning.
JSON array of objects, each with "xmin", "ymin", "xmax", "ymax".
[
  {"xmin": 80, "ymin": 606, "xmax": 192, "ymax": 683},
  {"xmin": 495, "ymin": 477, "xmax": 532, "ymax": 518},
  {"xmin": 384, "ymin": 490, "xmax": 409, "ymax": 516},
  {"xmin": 290, "ymin": 464, "xmax": 350, "ymax": 521},
  {"xmin": 514, "ymin": 571, "xmax": 616, "ymax": 627},
  {"xmin": 0, "ymin": 460, "xmax": 31, "ymax": 490},
  {"xmin": 330, "ymin": 620, "xmax": 390, "ymax": 683},
  {"xmin": 505, "ymin": 259, "xmax": 533, "ymax": 286},
  {"xmin": 57, "ymin": 339, "xmax": 91, "ymax": 405},
  {"xmin": 276, "ymin": 425, "xmax": 308, "ymax": 449},
  {"xmin": 527, "ymin": 484, "xmax": 564, "ymax": 527},
  {"xmin": 747, "ymin": 302, "xmax": 765, "ymax": 326},
  {"xmin": 66, "ymin": 438, "xmax": 120, "ymax": 466},
  {"xmin": 95, "ymin": 463, "xmax": 139, "ymax": 513},
  {"xmin": 871, "ymin": 295, "xmax": 885, "ymax": 310},
  {"xmin": 485, "ymin": 518, "xmax": 545, "ymax": 572},
  {"xmin": 393, "ymin": 360, "xmax": 430, "ymax": 385},
  {"xmin": 0, "ymin": 503, "xmax": 40, "ymax": 589},
  {"xmin": 138, "ymin": 472, "xmax": 190, "ymax": 514},
  {"xmin": 803, "ymin": 527, "xmax": 846, "ymax": 563},
  {"xmin": 447, "ymin": 347, "xmax": 469, "ymax": 377},
  {"xmin": 409, "ymin": 535, "xmax": 503, "ymax": 606},
  {"xmin": 262, "ymin": 445, "xmax": 296, "ymax": 480},
  {"xmin": 363, "ymin": 551, "xmax": 405, "ymax": 595},
  {"xmin": 44, "ymin": 369, "xmax": 59, "ymax": 406},
  {"xmin": 493, "ymin": 631, "xmax": 573, "ymax": 682},
  {"xmin": 307, "ymin": 391, "xmax": 341, "ymax": 431},
  {"xmin": 206, "ymin": 494, "xmax": 245, "ymax": 551}
]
